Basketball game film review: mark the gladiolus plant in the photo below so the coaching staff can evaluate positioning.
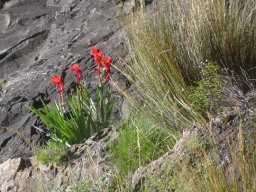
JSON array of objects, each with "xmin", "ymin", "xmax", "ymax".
[{"xmin": 31, "ymin": 47, "xmax": 114, "ymax": 145}]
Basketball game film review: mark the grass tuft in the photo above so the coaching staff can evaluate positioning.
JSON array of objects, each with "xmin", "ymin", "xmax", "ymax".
[
  {"xmin": 125, "ymin": 10, "xmax": 203, "ymax": 131},
  {"xmin": 109, "ymin": 112, "xmax": 179, "ymax": 190},
  {"xmin": 124, "ymin": 0, "xmax": 256, "ymax": 131},
  {"xmin": 36, "ymin": 141, "xmax": 68, "ymax": 165}
]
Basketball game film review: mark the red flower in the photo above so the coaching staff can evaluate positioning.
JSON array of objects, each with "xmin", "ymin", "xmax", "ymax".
[
  {"xmin": 51, "ymin": 75, "xmax": 64, "ymax": 94},
  {"xmin": 70, "ymin": 63, "xmax": 83, "ymax": 84},
  {"xmin": 101, "ymin": 56, "xmax": 112, "ymax": 81},
  {"xmin": 91, "ymin": 47, "xmax": 112, "ymax": 83},
  {"xmin": 91, "ymin": 46, "xmax": 99, "ymax": 57},
  {"xmin": 101, "ymin": 56, "xmax": 111, "ymax": 69},
  {"xmin": 91, "ymin": 46, "xmax": 103, "ymax": 70}
]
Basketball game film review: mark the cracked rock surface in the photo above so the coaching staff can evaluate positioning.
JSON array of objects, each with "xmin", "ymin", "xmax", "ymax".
[{"xmin": 0, "ymin": 0, "xmax": 128, "ymax": 163}]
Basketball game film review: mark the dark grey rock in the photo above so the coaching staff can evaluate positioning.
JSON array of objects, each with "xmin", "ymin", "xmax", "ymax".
[{"xmin": 0, "ymin": 0, "xmax": 128, "ymax": 163}]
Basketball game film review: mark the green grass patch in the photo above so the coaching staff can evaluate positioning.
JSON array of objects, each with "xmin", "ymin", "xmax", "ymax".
[
  {"xmin": 109, "ymin": 113, "xmax": 179, "ymax": 190},
  {"xmin": 189, "ymin": 61, "xmax": 224, "ymax": 115},
  {"xmin": 36, "ymin": 141, "xmax": 68, "ymax": 165}
]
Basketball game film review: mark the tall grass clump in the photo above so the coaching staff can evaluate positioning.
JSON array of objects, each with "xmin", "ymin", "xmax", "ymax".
[
  {"xmin": 158, "ymin": 0, "xmax": 256, "ymax": 83},
  {"xmin": 125, "ymin": 10, "xmax": 202, "ymax": 130},
  {"xmin": 125, "ymin": 0, "xmax": 256, "ymax": 129}
]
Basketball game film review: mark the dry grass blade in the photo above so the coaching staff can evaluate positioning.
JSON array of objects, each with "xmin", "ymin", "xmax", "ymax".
[{"xmin": 124, "ymin": 10, "xmax": 203, "ymax": 130}]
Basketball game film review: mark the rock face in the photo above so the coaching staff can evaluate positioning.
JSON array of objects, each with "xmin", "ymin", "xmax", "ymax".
[
  {"xmin": 0, "ymin": 128, "xmax": 118, "ymax": 192},
  {"xmin": 0, "ymin": 0, "xmax": 128, "ymax": 163}
]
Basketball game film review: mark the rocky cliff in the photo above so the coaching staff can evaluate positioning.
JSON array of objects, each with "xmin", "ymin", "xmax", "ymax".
[{"xmin": 0, "ymin": 0, "xmax": 128, "ymax": 164}]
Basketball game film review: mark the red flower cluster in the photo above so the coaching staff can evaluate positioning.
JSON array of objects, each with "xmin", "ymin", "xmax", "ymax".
[
  {"xmin": 70, "ymin": 63, "xmax": 83, "ymax": 84},
  {"xmin": 51, "ymin": 47, "xmax": 112, "ymax": 96},
  {"xmin": 51, "ymin": 64, "xmax": 83, "ymax": 96},
  {"xmin": 51, "ymin": 75, "xmax": 64, "ymax": 95},
  {"xmin": 91, "ymin": 47, "xmax": 104, "ymax": 70},
  {"xmin": 91, "ymin": 46, "xmax": 112, "ymax": 82}
]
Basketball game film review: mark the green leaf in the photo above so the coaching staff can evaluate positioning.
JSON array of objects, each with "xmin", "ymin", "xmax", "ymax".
[{"xmin": 31, "ymin": 83, "xmax": 114, "ymax": 144}]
